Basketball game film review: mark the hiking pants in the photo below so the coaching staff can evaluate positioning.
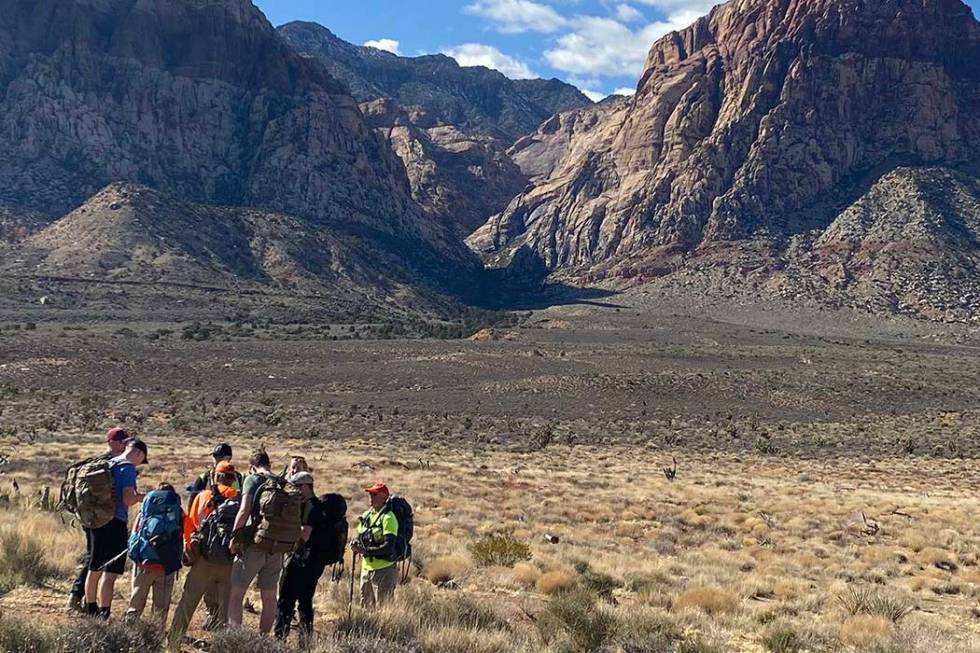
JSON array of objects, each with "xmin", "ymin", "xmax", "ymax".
[
  {"xmin": 126, "ymin": 565, "xmax": 176, "ymax": 627},
  {"xmin": 274, "ymin": 559, "xmax": 326, "ymax": 640},
  {"xmin": 360, "ymin": 565, "xmax": 398, "ymax": 610},
  {"xmin": 167, "ymin": 559, "xmax": 231, "ymax": 651},
  {"xmin": 70, "ymin": 528, "xmax": 93, "ymax": 598}
]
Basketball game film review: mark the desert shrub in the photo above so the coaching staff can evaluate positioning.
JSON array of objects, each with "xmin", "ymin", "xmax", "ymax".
[
  {"xmin": 537, "ymin": 569, "xmax": 577, "ymax": 595},
  {"xmin": 423, "ymin": 554, "xmax": 472, "ymax": 585},
  {"xmin": 318, "ymin": 637, "xmax": 421, "ymax": 653},
  {"xmin": 838, "ymin": 587, "xmax": 913, "ymax": 622},
  {"xmin": 468, "ymin": 533, "xmax": 531, "ymax": 568},
  {"xmin": 574, "ymin": 560, "xmax": 621, "ymax": 599},
  {"xmin": 673, "ymin": 587, "xmax": 740, "ymax": 615},
  {"xmin": 337, "ymin": 609, "xmax": 418, "ymax": 646},
  {"xmin": 538, "ymin": 589, "xmax": 618, "ymax": 652},
  {"xmin": 211, "ymin": 629, "xmax": 293, "ymax": 653},
  {"xmin": 0, "ymin": 614, "xmax": 54, "ymax": 652},
  {"xmin": 420, "ymin": 626, "xmax": 515, "ymax": 653},
  {"xmin": 0, "ymin": 526, "xmax": 56, "ymax": 594},
  {"xmin": 839, "ymin": 615, "xmax": 894, "ymax": 648},
  {"xmin": 512, "ymin": 562, "xmax": 541, "ymax": 588},
  {"xmin": 402, "ymin": 586, "xmax": 510, "ymax": 632},
  {"xmin": 615, "ymin": 608, "xmax": 681, "ymax": 652},
  {"xmin": 678, "ymin": 636, "xmax": 724, "ymax": 653},
  {"xmin": 54, "ymin": 618, "xmax": 162, "ymax": 652},
  {"xmin": 761, "ymin": 623, "xmax": 806, "ymax": 653}
]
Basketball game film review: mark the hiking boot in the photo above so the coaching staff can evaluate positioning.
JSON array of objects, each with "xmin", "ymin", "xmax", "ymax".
[{"xmin": 65, "ymin": 593, "xmax": 85, "ymax": 614}]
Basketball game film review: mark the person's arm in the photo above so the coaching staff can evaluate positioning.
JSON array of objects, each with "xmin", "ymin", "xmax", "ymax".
[
  {"xmin": 361, "ymin": 512, "xmax": 398, "ymax": 559},
  {"xmin": 122, "ymin": 486, "xmax": 142, "ymax": 507},
  {"xmin": 233, "ymin": 491, "xmax": 253, "ymax": 533}
]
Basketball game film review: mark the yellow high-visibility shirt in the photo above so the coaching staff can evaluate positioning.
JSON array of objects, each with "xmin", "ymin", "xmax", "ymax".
[{"xmin": 357, "ymin": 509, "xmax": 399, "ymax": 571}]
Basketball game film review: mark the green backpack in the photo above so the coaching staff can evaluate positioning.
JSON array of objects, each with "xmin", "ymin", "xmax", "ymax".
[
  {"xmin": 72, "ymin": 459, "xmax": 117, "ymax": 529},
  {"xmin": 252, "ymin": 475, "xmax": 303, "ymax": 554}
]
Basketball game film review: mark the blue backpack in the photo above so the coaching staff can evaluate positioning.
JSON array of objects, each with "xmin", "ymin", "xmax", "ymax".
[{"xmin": 129, "ymin": 489, "xmax": 183, "ymax": 573}]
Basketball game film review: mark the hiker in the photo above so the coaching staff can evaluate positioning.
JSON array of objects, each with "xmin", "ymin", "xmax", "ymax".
[
  {"xmin": 227, "ymin": 451, "xmax": 306, "ymax": 634},
  {"xmin": 187, "ymin": 443, "xmax": 243, "ymax": 507},
  {"xmin": 274, "ymin": 473, "xmax": 346, "ymax": 643},
  {"xmin": 126, "ymin": 482, "xmax": 183, "ymax": 627},
  {"xmin": 352, "ymin": 483, "xmax": 402, "ymax": 610},
  {"xmin": 67, "ymin": 426, "xmax": 131, "ymax": 613},
  {"xmin": 288, "ymin": 455, "xmax": 310, "ymax": 475},
  {"xmin": 167, "ymin": 461, "xmax": 241, "ymax": 651},
  {"xmin": 84, "ymin": 438, "xmax": 149, "ymax": 619}
]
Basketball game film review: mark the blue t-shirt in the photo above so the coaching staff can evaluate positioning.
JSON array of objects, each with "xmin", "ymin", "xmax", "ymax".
[{"xmin": 109, "ymin": 457, "xmax": 138, "ymax": 523}]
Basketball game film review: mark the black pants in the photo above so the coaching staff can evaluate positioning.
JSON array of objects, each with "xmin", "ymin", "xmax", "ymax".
[
  {"xmin": 70, "ymin": 528, "xmax": 93, "ymax": 598},
  {"xmin": 274, "ymin": 558, "xmax": 326, "ymax": 640}
]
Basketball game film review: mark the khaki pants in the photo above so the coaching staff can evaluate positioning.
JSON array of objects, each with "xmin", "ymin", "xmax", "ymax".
[
  {"xmin": 168, "ymin": 559, "xmax": 232, "ymax": 651},
  {"xmin": 360, "ymin": 566, "xmax": 398, "ymax": 610},
  {"xmin": 126, "ymin": 565, "xmax": 176, "ymax": 626},
  {"xmin": 231, "ymin": 547, "xmax": 284, "ymax": 592}
]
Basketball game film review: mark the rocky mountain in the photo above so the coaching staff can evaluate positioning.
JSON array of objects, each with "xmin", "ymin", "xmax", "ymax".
[
  {"xmin": 0, "ymin": 0, "xmax": 491, "ymax": 316},
  {"xmin": 472, "ymin": 0, "xmax": 980, "ymax": 321},
  {"xmin": 277, "ymin": 21, "xmax": 592, "ymax": 145},
  {"xmin": 360, "ymin": 99, "xmax": 528, "ymax": 237}
]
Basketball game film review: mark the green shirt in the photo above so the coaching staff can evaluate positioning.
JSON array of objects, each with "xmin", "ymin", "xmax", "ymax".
[{"xmin": 357, "ymin": 508, "xmax": 399, "ymax": 571}]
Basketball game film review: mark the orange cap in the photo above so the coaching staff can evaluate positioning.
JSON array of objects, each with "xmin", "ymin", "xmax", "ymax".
[
  {"xmin": 364, "ymin": 482, "xmax": 389, "ymax": 496},
  {"xmin": 215, "ymin": 460, "xmax": 236, "ymax": 475}
]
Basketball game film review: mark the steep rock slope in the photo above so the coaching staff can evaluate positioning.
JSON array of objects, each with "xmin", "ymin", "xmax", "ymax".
[
  {"xmin": 278, "ymin": 21, "xmax": 591, "ymax": 145},
  {"xmin": 475, "ymin": 0, "xmax": 980, "ymax": 282},
  {"xmin": 0, "ymin": 0, "xmax": 479, "ymax": 295},
  {"xmin": 361, "ymin": 99, "xmax": 528, "ymax": 237}
]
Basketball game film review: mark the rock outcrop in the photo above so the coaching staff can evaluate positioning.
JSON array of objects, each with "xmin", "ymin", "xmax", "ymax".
[
  {"xmin": 278, "ymin": 22, "xmax": 592, "ymax": 145},
  {"xmin": 361, "ymin": 99, "xmax": 528, "ymax": 237},
  {"xmin": 474, "ymin": 0, "xmax": 980, "ymax": 319},
  {"xmin": 0, "ymin": 0, "xmax": 480, "ymax": 300}
]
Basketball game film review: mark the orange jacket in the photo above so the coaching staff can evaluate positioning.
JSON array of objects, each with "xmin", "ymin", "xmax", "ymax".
[{"xmin": 184, "ymin": 484, "xmax": 240, "ymax": 549}]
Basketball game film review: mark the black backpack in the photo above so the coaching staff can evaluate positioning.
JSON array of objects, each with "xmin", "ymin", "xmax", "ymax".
[
  {"xmin": 383, "ymin": 496, "xmax": 414, "ymax": 562},
  {"xmin": 195, "ymin": 496, "xmax": 240, "ymax": 563},
  {"xmin": 317, "ymin": 493, "xmax": 349, "ymax": 566}
]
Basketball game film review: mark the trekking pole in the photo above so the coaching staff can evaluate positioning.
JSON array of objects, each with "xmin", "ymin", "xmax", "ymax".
[
  {"xmin": 97, "ymin": 547, "xmax": 130, "ymax": 572},
  {"xmin": 347, "ymin": 551, "xmax": 358, "ymax": 621}
]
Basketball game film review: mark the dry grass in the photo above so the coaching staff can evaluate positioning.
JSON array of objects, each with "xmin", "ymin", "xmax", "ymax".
[
  {"xmin": 673, "ymin": 587, "xmax": 740, "ymax": 615},
  {"xmin": 0, "ymin": 437, "xmax": 977, "ymax": 652},
  {"xmin": 840, "ymin": 615, "xmax": 895, "ymax": 648}
]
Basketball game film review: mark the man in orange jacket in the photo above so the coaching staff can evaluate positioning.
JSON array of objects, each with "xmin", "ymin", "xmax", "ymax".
[{"xmin": 168, "ymin": 461, "xmax": 240, "ymax": 652}]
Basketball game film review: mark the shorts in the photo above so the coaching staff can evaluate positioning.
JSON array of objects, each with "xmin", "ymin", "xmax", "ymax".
[
  {"xmin": 89, "ymin": 518, "xmax": 128, "ymax": 575},
  {"xmin": 231, "ymin": 548, "xmax": 283, "ymax": 592}
]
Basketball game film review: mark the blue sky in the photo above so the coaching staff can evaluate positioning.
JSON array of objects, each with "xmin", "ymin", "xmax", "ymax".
[{"xmin": 255, "ymin": 0, "xmax": 980, "ymax": 100}]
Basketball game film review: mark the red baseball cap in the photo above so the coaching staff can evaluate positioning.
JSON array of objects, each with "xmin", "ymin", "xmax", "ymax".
[
  {"xmin": 106, "ymin": 427, "xmax": 130, "ymax": 442},
  {"xmin": 364, "ymin": 482, "xmax": 390, "ymax": 496}
]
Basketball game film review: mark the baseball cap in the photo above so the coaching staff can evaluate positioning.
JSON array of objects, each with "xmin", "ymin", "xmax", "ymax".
[
  {"xmin": 289, "ymin": 472, "xmax": 314, "ymax": 486},
  {"xmin": 212, "ymin": 443, "xmax": 233, "ymax": 459},
  {"xmin": 126, "ymin": 438, "xmax": 149, "ymax": 464},
  {"xmin": 215, "ymin": 460, "xmax": 236, "ymax": 475},
  {"xmin": 106, "ymin": 427, "xmax": 130, "ymax": 443},
  {"xmin": 364, "ymin": 482, "xmax": 389, "ymax": 496}
]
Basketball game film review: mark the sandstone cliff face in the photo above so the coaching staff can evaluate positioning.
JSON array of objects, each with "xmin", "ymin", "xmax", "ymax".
[
  {"xmin": 361, "ymin": 99, "xmax": 528, "ymax": 238},
  {"xmin": 0, "ymin": 0, "xmax": 477, "ymax": 286},
  {"xmin": 278, "ymin": 22, "xmax": 592, "ymax": 145},
  {"xmin": 476, "ymin": 0, "xmax": 980, "ymax": 280}
]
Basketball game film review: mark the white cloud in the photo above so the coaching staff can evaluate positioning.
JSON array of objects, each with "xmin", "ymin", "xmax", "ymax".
[
  {"xmin": 633, "ymin": 0, "xmax": 717, "ymax": 11},
  {"xmin": 612, "ymin": 86, "xmax": 637, "ymax": 96},
  {"xmin": 363, "ymin": 38, "xmax": 401, "ymax": 55},
  {"xmin": 442, "ymin": 43, "xmax": 538, "ymax": 79},
  {"xmin": 544, "ymin": 11, "xmax": 702, "ymax": 75},
  {"xmin": 615, "ymin": 3, "xmax": 644, "ymax": 22},
  {"xmin": 464, "ymin": 0, "xmax": 569, "ymax": 33},
  {"xmin": 581, "ymin": 88, "xmax": 607, "ymax": 102}
]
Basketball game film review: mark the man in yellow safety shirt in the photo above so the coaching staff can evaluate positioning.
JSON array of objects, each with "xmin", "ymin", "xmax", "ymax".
[{"xmin": 351, "ymin": 482, "xmax": 399, "ymax": 609}]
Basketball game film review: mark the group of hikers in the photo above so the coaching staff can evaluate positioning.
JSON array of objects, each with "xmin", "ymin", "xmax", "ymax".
[{"xmin": 59, "ymin": 427, "xmax": 413, "ymax": 650}]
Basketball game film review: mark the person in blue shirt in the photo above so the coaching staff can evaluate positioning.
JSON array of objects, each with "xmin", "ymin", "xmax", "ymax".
[{"xmin": 85, "ymin": 438, "xmax": 148, "ymax": 619}]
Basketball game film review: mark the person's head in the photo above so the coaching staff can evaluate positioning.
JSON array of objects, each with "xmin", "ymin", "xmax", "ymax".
[
  {"xmin": 105, "ymin": 426, "xmax": 130, "ymax": 456},
  {"xmin": 157, "ymin": 482, "xmax": 175, "ymax": 493},
  {"xmin": 289, "ymin": 471, "xmax": 314, "ymax": 498},
  {"xmin": 365, "ymin": 482, "xmax": 390, "ymax": 511},
  {"xmin": 212, "ymin": 443, "xmax": 233, "ymax": 464},
  {"xmin": 215, "ymin": 460, "xmax": 237, "ymax": 486},
  {"xmin": 124, "ymin": 439, "xmax": 148, "ymax": 466},
  {"xmin": 249, "ymin": 449, "xmax": 271, "ymax": 472},
  {"xmin": 288, "ymin": 456, "xmax": 309, "ymax": 475}
]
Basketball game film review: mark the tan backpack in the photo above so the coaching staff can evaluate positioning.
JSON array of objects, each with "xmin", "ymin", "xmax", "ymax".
[{"xmin": 252, "ymin": 474, "xmax": 303, "ymax": 554}]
